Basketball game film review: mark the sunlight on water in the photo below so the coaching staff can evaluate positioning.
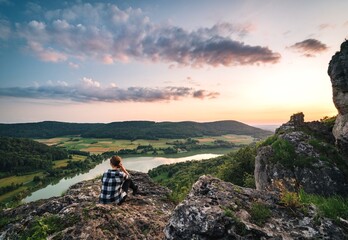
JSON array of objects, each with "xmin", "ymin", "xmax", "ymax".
[{"xmin": 23, "ymin": 153, "xmax": 221, "ymax": 203}]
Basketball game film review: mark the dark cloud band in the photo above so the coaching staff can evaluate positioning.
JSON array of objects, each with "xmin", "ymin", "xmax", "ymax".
[
  {"xmin": 0, "ymin": 82, "xmax": 220, "ymax": 102},
  {"xmin": 13, "ymin": 2, "xmax": 280, "ymax": 67}
]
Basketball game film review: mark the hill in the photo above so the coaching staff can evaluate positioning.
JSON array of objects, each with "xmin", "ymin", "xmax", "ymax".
[
  {"xmin": 0, "ymin": 121, "xmax": 101, "ymax": 139},
  {"xmin": 0, "ymin": 120, "xmax": 272, "ymax": 139},
  {"xmin": 0, "ymin": 137, "xmax": 68, "ymax": 176}
]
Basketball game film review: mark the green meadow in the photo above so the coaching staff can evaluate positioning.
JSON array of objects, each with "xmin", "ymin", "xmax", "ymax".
[{"xmin": 36, "ymin": 134, "xmax": 255, "ymax": 154}]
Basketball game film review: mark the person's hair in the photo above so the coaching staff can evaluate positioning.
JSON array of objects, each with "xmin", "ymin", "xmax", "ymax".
[{"xmin": 110, "ymin": 155, "xmax": 121, "ymax": 167}]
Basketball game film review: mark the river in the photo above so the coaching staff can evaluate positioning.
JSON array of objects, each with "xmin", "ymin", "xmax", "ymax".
[{"xmin": 23, "ymin": 153, "xmax": 222, "ymax": 203}]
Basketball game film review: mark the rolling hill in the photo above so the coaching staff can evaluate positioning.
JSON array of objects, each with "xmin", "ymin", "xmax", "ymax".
[{"xmin": 0, "ymin": 120, "xmax": 272, "ymax": 139}]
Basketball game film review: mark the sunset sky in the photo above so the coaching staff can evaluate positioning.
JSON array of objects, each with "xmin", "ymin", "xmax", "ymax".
[{"xmin": 0, "ymin": 0, "xmax": 347, "ymax": 125}]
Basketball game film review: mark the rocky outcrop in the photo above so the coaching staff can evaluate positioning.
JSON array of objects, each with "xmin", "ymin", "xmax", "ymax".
[
  {"xmin": 0, "ymin": 171, "xmax": 176, "ymax": 240},
  {"xmin": 255, "ymin": 113, "xmax": 348, "ymax": 196},
  {"xmin": 165, "ymin": 175, "xmax": 347, "ymax": 239},
  {"xmin": 328, "ymin": 40, "xmax": 348, "ymax": 157}
]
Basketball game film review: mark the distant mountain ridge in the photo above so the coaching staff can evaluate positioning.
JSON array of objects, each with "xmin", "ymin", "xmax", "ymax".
[{"xmin": 0, "ymin": 120, "xmax": 272, "ymax": 139}]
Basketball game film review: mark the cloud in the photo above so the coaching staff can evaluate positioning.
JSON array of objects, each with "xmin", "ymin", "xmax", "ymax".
[
  {"xmin": 68, "ymin": 62, "xmax": 79, "ymax": 69},
  {"xmin": 14, "ymin": 2, "xmax": 280, "ymax": 67},
  {"xmin": 0, "ymin": 79, "xmax": 220, "ymax": 102},
  {"xmin": 27, "ymin": 41, "xmax": 67, "ymax": 62},
  {"xmin": 288, "ymin": 39, "xmax": 328, "ymax": 57},
  {"xmin": 193, "ymin": 90, "xmax": 219, "ymax": 99}
]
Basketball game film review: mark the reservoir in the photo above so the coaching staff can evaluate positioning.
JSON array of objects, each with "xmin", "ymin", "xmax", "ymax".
[{"xmin": 23, "ymin": 153, "xmax": 222, "ymax": 203}]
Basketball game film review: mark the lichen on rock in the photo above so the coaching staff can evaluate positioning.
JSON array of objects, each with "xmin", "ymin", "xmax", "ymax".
[
  {"xmin": 255, "ymin": 113, "xmax": 348, "ymax": 197},
  {"xmin": 328, "ymin": 39, "xmax": 348, "ymax": 158},
  {"xmin": 165, "ymin": 175, "xmax": 347, "ymax": 239},
  {"xmin": 0, "ymin": 171, "xmax": 176, "ymax": 240}
]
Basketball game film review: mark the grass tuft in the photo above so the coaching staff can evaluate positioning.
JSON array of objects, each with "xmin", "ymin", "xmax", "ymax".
[
  {"xmin": 299, "ymin": 189, "xmax": 348, "ymax": 221},
  {"xmin": 250, "ymin": 202, "xmax": 271, "ymax": 226}
]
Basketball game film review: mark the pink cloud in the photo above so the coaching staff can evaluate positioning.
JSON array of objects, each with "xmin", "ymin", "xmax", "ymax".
[
  {"xmin": 28, "ymin": 41, "xmax": 67, "ymax": 62},
  {"xmin": 103, "ymin": 55, "xmax": 114, "ymax": 64},
  {"xmin": 15, "ymin": 3, "xmax": 280, "ymax": 67},
  {"xmin": 0, "ymin": 80, "xmax": 220, "ymax": 103}
]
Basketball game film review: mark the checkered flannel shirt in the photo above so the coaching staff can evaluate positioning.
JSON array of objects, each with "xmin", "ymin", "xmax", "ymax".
[{"xmin": 99, "ymin": 169, "xmax": 128, "ymax": 204}]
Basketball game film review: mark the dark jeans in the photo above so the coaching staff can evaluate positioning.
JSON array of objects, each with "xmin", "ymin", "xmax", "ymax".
[
  {"xmin": 119, "ymin": 178, "xmax": 137, "ymax": 205},
  {"xmin": 122, "ymin": 178, "xmax": 137, "ymax": 193}
]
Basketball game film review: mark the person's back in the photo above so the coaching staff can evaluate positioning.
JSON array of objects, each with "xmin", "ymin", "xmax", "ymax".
[
  {"xmin": 99, "ymin": 155, "xmax": 138, "ymax": 205},
  {"xmin": 99, "ymin": 168, "xmax": 127, "ymax": 204}
]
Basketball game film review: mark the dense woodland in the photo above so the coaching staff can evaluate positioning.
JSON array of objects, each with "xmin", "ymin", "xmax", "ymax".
[
  {"xmin": 0, "ymin": 137, "xmax": 68, "ymax": 176},
  {"xmin": 0, "ymin": 137, "xmax": 105, "ymax": 205},
  {"xmin": 0, "ymin": 120, "xmax": 272, "ymax": 139},
  {"xmin": 0, "ymin": 122, "xmax": 101, "ymax": 139}
]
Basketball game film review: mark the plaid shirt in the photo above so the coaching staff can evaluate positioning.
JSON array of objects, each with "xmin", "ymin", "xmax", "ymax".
[{"xmin": 99, "ymin": 169, "xmax": 128, "ymax": 204}]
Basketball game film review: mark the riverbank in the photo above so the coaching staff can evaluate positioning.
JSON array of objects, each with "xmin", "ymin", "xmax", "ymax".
[
  {"xmin": 23, "ymin": 152, "xmax": 224, "ymax": 203},
  {"xmin": 0, "ymin": 147, "xmax": 235, "ymax": 208}
]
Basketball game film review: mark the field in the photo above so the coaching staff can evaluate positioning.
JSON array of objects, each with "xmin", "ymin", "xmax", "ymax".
[
  {"xmin": 36, "ymin": 134, "xmax": 255, "ymax": 154},
  {"xmin": 53, "ymin": 155, "xmax": 87, "ymax": 169},
  {"xmin": 0, "ymin": 155, "xmax": 87, "ymax": 204},
  {"xmin": 0, "ymin": 172, "xmax": 44, "ymax": 188}
]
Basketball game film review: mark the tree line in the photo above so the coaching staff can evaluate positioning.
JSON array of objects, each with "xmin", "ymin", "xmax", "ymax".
[
  {"xmin": 0, "ymin": 137, "xmax": 68, "ymax": 176},
  {"xmin": 0, "ymin": 120, "xmax": 272, "ymax": 139}
]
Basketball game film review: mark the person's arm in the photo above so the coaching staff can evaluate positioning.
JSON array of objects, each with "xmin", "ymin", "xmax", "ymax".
[{"xmin": 119, "ymin": 162, "xmax": 130, "ymax": 177}]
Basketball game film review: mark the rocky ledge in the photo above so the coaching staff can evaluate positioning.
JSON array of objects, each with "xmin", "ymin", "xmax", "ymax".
[
  {"xmin": 0, "ymin": 171, "xmax": 176, "ymax": 240},
  {"xmin": 328, "ymin": 39, "xmax": 348, "ymax": 158},
  {"xmin": 165, "ymin": 175, "xmax": 347, "ymax": 239},
  {"xmin": 255, "ymin": 113, "xmax": 348, "ymax": 196}
]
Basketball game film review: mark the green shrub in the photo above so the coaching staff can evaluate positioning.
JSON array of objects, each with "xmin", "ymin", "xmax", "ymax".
[
  {"xmin": 250, "ymin": 202, "xmax": 271, "ymax": 226},
  {"xmin": 258, "ymin": 134, "xmax": 278, "ymax": 147},
  {"xmin": 271, "ymin": 138, "xmax": 296, "ymax": 167},
  {"xmin": 320, "ymin": 116, "xmax": 336, "ymax": 128},
  {"xmin": 243, "ymin": 172, "xmax": 255, "ymax": 188},
  {"xmin": 218, "ymin": 145, "xmax": 256, "ymax": 186},
  {"xmin": 17, "ymin": 214, "xmax": 80, "ymax": 240},
  {"xmin": 222, "ymin": 206, "xmax": 235, "ymax": 218}
]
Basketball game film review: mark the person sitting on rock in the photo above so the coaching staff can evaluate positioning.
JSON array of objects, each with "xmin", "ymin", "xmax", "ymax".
[{"xmin": 99, "ymin": 155, "xmax": 138, "ymax": 205}]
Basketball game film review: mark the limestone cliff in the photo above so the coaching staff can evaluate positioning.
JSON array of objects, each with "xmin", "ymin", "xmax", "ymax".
[
  {"xmin": 254, "ymin": 113, "xmax": 348, "ymax": 196},
  {"xmin": 328, "ymin": 40, "xmax": 348, "ymax": 157},
  {"xmin": 0, "ymin": 171, "xmax": 175, "ymax": 240},
  {"xmin": 165, "ymin": 175, "xmax": 347, "ymax": 239}
]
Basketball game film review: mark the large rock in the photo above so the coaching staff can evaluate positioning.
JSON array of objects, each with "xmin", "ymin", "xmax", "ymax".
[
  {"xmin": 0, "ymin": 171, "xmax": 176, "ymax": 240},
  {"xmin": 328, "ymin": 40, "xmax": 348, "ymax": 157},
  {"xmin": 165, "ymin": 175, "xmax": 347, "ymax": 239},
  {"xmin": 255, "ymin": 143, "xmax": 348, "ymax": 196},
  {"xmin": 256, "ymin": 113, "xmax": 348, "ymax": 196}
]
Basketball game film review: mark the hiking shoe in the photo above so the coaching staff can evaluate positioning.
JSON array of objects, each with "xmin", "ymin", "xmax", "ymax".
[{"xmin": 118, "ymin": 196, "xmax": 127, "ymax": 205}]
